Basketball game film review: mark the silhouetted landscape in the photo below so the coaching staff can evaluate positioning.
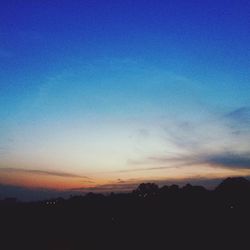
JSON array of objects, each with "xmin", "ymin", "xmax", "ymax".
[
  {"xmin": 1, "ymin": 177, "xmax": 250, "ymax": 250},
  {"xmin": 1, "ymin": 1, "xmax": 250, "ymax": 249}
]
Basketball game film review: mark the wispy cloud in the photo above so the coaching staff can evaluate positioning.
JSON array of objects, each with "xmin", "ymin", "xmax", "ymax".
[
  {"xmin": 226, "ymin": 107, "xmax": 250, "ymax": 124},
  {"xmin": 71, "ymin": 178, "xmax": 142, "ymax": 192},
  {"xmin": 71, "ymin": 183, "xmax": 138, "ymax": 192},
  {"xmin": 0, "ymin": 168, "xmax": 90, "ymax": 179},
  {"xmin": 224, "ymin": 107, "xmax": 250, "ymax": 135},
  {"xmin": 124, "ymin": 106, "xmax": 250, "ymax": 173},
  {"xmin": 200, "ymin": 152, "xmax": 250, "ymax": 169},
  {"xmin": 126, "ymin": 151, "xmax": 250, "ymax": 172},
  {"xmin": 112, "ymin": 164, "xmax": 186, "ymax": 173}
]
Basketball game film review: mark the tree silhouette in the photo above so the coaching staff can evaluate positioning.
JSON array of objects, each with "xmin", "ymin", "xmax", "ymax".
[{"xmin": 134, "ymin": 183, "xmax": 159, "ymax": 197}]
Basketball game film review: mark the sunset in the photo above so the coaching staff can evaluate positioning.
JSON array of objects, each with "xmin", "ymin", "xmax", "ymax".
[
  {"xmin": 1, "ymin": 1, "xmax": 250, "ymax": 198},
  {"xmin": 1, "ymin": 1, "xmax": 250, "ymax": 249}
]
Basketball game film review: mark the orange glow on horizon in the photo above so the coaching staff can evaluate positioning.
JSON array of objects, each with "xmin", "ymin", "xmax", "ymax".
[
  {"xmin": 1, "ymin": 164, "xmax": 250, "ymax": 191},
  {"xmin": 0, "ymin": 171, "xmax": 105, "ymax": 190}
]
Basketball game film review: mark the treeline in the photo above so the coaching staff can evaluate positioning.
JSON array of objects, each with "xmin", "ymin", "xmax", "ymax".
[
  {"xmin": 2, "ymin": 177, "xmax": 250, "ymax": 208},
  {"xmin": 1, "ymin": 177, "xmax": 250, "ymax": 250}
]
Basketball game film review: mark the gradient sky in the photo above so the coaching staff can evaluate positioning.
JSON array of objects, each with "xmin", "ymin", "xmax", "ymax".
[{"xmin": 1, "ymin": 0, "xmax": 250, "ymax": 198}]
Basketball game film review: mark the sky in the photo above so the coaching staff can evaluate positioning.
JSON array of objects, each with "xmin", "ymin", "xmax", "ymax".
[{"xmin": 0, "ymin": 0, "xmax": 250, "ymax": 200}]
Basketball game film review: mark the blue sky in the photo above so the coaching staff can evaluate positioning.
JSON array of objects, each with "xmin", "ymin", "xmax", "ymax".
[{"xmin": 0, "ymin": 0, "xmax": 250, "ymax": 198}]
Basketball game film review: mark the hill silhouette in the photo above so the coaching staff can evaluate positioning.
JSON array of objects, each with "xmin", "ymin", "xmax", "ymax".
[
  {"xmin": 216, "ymin": 177, "xmax": 250, "ymax": 192},
  {"xmin": 1, "ymin": 177, "xmax": 250, "ymax": 250}
]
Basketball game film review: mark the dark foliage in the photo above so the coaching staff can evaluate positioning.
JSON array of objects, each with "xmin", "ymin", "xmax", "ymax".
[{"xmin": 1, "ymin": 177, "xmax": 250, "ymax": 250}]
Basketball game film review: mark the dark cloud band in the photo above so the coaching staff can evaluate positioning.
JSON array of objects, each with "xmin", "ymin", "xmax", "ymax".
[{"xmin": 0, "ymin": 168, "xmax": 89, "ymax": 179}]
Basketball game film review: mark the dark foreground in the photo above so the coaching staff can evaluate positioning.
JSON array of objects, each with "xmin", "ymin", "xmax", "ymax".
[{"xmin": 1, "ymin": 177, "xmax": 250, "ymax": 250}]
